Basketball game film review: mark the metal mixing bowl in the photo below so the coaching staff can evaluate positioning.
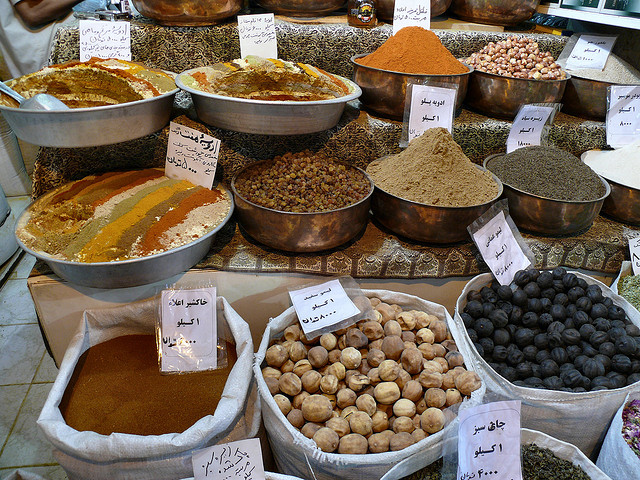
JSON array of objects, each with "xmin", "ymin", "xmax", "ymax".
[
  {"xmin": 350, "ymin": 54, "xmax": 472, "ymax": 120},
  {"xmin": 465, "ymin": 69, "xmax": 569, "ymax": 120},
  {"xmin": 484, "ymin": 155, "xmax": 610, "ymax": 236},
  {"xmin": 255, "ymin": 0, "xmax": 345, "ymax": 16},
  {"xmin": 376, "ymin": 0, "xmax": 452, "ymax": 21},
  {"xmin": 562, "ymin": 75, "xmax": 612, "ymax": 120},
  {"xmin": 449, "ymin": 0, "xmax": 541, "ymax": 26},
  {"xmin": 370, "ymin": 164, "xmax": 503, "ymax": 244},
  {"xmin": 231, "ymin": 161, "xmax": 373, "ymax": 253},
  {"xmin": 601, "ymin": 178, "xmax": 640, "ymax": 226},
  {"xmin": 131, "ymin": 0, "xmax": 242, "ymax": 25}
]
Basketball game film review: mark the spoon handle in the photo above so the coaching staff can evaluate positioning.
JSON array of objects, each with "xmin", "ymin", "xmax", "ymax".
[{"xmin": 0, "ymin": 81, "xmax": 25, "ymax": 104}]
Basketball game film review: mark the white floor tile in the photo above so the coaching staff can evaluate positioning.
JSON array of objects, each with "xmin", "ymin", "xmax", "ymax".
[
  {"xmin": 33, "ymin": 353, "xmax": 58, "ymax": 385},
  {"xmin": 10, "ymin": 255, "xmax": 36, "ymax": 281},
  {"xmin": 0, "ymin": 325, "xmax": 44, "ymax": 385},
  {"xmin": 0, "ymin": 384, "xmax": 55, "ymax": 469},
  {"xmin": 0, "ymin": 384, "xmax": 29, "ymax": 450},
  {"xmin": 0, "ymin": 280, "xmax": 37, "ymax": 326}
]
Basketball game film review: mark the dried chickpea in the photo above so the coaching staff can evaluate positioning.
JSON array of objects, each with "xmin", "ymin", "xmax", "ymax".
[
  {"xmin": 265, "ymin": 344, "xmax": 288, "ymax": 368},
  {"xmin": 301, "ymin": 394, "xmax": 333, "ymax": 423},
  {"xmin": 430, "ymin": 321, "xmax": 448, "ymax": 343},
  {"xmin": 320, "ymin": 333, "xmax": 337, "ymax": 351},
  {"xmin": 336, "ymin": 388, "xmax": 357, "ymax": 409},
  {"xmin": 402, "ymin": 380, "xmax": 423, "ymax": 403},
  {"xmin": 326, "ymin": 416, "xmax": 350, "ymax": 437},
  {"xmin": 418, "ymin": 343, "xmax": 437, "ymax": 360},
  {"xmin": 420, "ymin": 407, "xmax": 445, "ymax": 434},
  {"xmin": 378, "ymin": 359, "xmax": 400, "ymax": 381},
  {"xmin": 274, "ymin": 394, "xmax": 292, "ymax": 416},
  {"xmin": 414, "ymin": 311, "xmax": 436, "ymax": 329},
  {"xmin": 356, "ymin": 393, "xmax": 377, "ymax": 416},
  {"xmin": 393, "ymin": 398, "xmax": 417, "ymax": 418},
  {"xmin": 341, "ymin": 347, "xmax": 362, "ymax": 370},
  {"xmin": 301, "ymin": 422, "xmax": 323, "ymax": 439},
  {"xmin": 434, "ymin": 356, "xmax": 449, "ymax": 373},
  {"xmin": 425, "ymin": 387, "xmax": 447, "ymax": 408},
  {"xmin": 369, "ymin": 297, "xmax": 382, "ymax": 308},
  {"xmin": 374, "ymin": 381, "xmax": 401, "ymax": 404},
  {"xmin": 368, "ymin": 432, "xmax": 390, "ymax": 453},
  {"xmin": 283, "ymin": 324, "xmax": 301, "ymax": 341},
  {"xmin": 320, "ymin": 374, "xmax": 339, "ymax": 395},
  {"xmin": 279, "ymin": 372, "xmax": 302, "ymax": 396},
  {"xmin": 390, "ymin": 432, "xmax": 416, "ymax": 451},
  {"xmin": 422, "ymin": 360, "xmax": 444, "ymax": 374},
  {"xmin": 432, "ymin": 343, "xmax": 447, "ymax": 358},
  {"xmin": 289, "ymin": 341, "xmax": 308, "ymax": 363},
  {"xmin": 288, "ymin": 408, "xmax": 305, "ymax": 429},
  {"xmin": 301, "ymin": 370, "xmax": 322, "ymax": 393},
  {"xmin": 349, "ymin": 411, "xmax": 373, "ymax": 436},
  {"xmin": 313, "ymin": 427, "xmax": 340, "ymax": 453},
  {"xmin": 441, "ymin": 370, "xmax": 457, "ymax": 390},
  {"xmin": 339, "ymin": 433, "xmax": 369, "ymax": 454}
]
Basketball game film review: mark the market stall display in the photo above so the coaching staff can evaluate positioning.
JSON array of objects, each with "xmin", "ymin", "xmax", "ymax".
[
  {"xmin": 448, "ymin": 0, "xmax": 541, "ymax": 26},
  {"xmin": 375, "ymin": 0, "xmax": 452, "ymax": 21},
  {"xmin": 597, "ymin": 395, "xmax": 640, "ymax": 479},
  {"xmin": 131, "ymin": 0, "xmax": 242, "ymax": 25},
  {"xmin": 254, "ymin": 0, "xmax": 346, "ymax": 17}
]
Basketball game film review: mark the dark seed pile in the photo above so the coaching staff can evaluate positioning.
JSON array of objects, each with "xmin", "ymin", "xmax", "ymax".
[{"xmin": 234, "ymin": 151, "xmax": 371, "ymax": 213}]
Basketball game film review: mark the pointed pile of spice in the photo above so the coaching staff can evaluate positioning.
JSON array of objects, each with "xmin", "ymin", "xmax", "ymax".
[{"xmin": 355, "ymin": 26, "xmax": 468, "ymax": 75}]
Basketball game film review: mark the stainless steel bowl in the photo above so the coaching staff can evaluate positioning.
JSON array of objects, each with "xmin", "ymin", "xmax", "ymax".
[
  {"xmin": 484, "ymin": 155, "xmax": 610, "ymax": 236},
  {"xmin": 255, "ymin": 0, "xmax": 345, "ymax": 16},
  {"xmin": 601, "ymin": 178, "xmax": 640, "ymax": 226},
  {"xmin": 449, "ymin": 0, "xmax": 541, "ymax": 26},
  {"xmin": 561, "ymin": 75, "xmax": 612, "ymax": 120},
  {"xmin": 14, "ymin": 186, "xmax": 234, "ymax": 288},
  {"xmin": 465, "ymin": 69, "xmax": 569, "ymax": 120},
  {"xmin": 176, "ymin": 69, "xmax": 361, "ymax": 135},
  {"xmin": 131, "ymin": 0, "xmax": 242, "ymax": 25},
  {"xmin": 351, "ymin": 54, "xmax": 472, "ymax": 120},
  {"xmin": 0, "ymin": 84, "xmax": 178, "ymax": 148},
  {"xmin": 231, "ymin": 162, "xmax": 373, "ymax": 253},
  {"xmin": 376, "ymin": 0, "xmax": 452, "ymax": 21},
  {"xmin": 370, "ymin": 165, "xmax": 503, "ymax": 244}
]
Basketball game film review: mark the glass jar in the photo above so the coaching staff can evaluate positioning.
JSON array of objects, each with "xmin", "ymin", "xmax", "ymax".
[{"xmin": 348, "ymin": 0, "xmax": 377, "ymax": 28}]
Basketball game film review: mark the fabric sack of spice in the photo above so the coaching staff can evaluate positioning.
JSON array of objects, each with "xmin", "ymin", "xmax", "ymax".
[
  {"xmin": 253, "ymin": 289, "xmax": 486, "ymax": 480},
  {"xmin": 596, "ymin": 393, "xmax": 640, "ymax": 480},
  {"xmin": 37, "ymin": 296, "xmax": 260, "ymax": 480},
  {"xmin": 451, "ymin": 272, "xmax": 640, "ymax": 458}
]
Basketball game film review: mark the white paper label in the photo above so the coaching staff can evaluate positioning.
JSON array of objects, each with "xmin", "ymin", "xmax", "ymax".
[
  {"xmin": 192, "ymin": 438, "xmax": 265, "ymax": 480},
  {"xmin": 472, "ymin": 210, "xmax": 531, "ymax": 286},
  {"xmin": 160, "ymin": 287, "xmax": 217, "ymax": 373},
  {"xmin": 458, "ymin": 401, "xmax": 522, "ymax": 480},
  {"xmin": 238, "ymin": 14, "xmax": 278, "ymax": 59},
  {"xmin": 393, "ymin": 0, "xmax": 430, "ymax": 35},
  {"xmin": 79, "ymin": 20, "xmax": 131, "ymax": 61},
  {"xmin": 629, "ymin": 236, "xmax": 640, "ymax": 276},
  {"xmin": 566, "ymin": 34, "xmax": 617, "ymax": 71},
  {"xmin": 506, "ymin": 105, "xmax": 554, "ymax": 153},
  {"xmin": 289, "ymin": 279, "xmax": 360, "ymax": 336},
  {"xmin": 606, "ymin": 85, "xmax": 640, "ymax": 148},
  {"xmin": 165, "ymin": 122, "xmax": 220, "ymax": 189},
  {"xmin": 408, "ymin": 84, "xmax": 456, "ymax": 141}
]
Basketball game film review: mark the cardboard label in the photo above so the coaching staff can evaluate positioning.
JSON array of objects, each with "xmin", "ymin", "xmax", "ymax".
[
  {"xmin": 606, "ymin": 85, "xmax": 640, "ymax": 148},
  {"xmin": 566, "ymin": 34, "xmax": 617, "ymax": 71},
  {"xmin": 238, "ymin": 14, "xmax": 278, "ymax": 59},
  {"xmin": 165, "ymin": 122, "xmax": 220, "ymax": 189},
  {"xmin": 629, "ymin": 236, "xmax": 640, "ymax": 276},
  {"xmin": 506, "ymin": 105, "xmax": 555, "ymax": 153},
  {"xmin": 393, "ymin": 0, "xmax": 430, "ymax": 35},
  {"xmin": 79, "ymin": 20, "xmax": 131, "ymax": 61},
  {"xmin": 407, "ymin": 84, "xmax": 456, "ymax": 140},
  {"xmin": 193, "ymin": 438, "xmax": 265, "ymax": 480}
]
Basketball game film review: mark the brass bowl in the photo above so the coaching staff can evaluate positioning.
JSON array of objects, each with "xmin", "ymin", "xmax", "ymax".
[
  {"xmin": 230, "ymin": 161, "xmax": 374, "ymax": 253},
  {"xmin": 601, "ymin": 178, "xmax": 640, "ymax": 226},
  {"xmin": 376, "ymin": 0, "xmax": 452, "ymax": 21},
  {"xmin": 562, "ymin": 75, "xmax": 613, "ymax": 120},
  {"xmin": 465, "ymin": 69, "xmax": 569, "ymax": 120},
  {"xmin": 131, "ymin": 0, "xmax": 242, "ymax": 25},
  {"xmin": 370, "ymin": 164, "xmax": 503, "ymax": 244},
  {"xmin": 255, "ymin": 0, "xmax": 345, "ymax": 16},
  {"xmin": 350, "ymin": 54, "xmax": 472, "ymax": 120},
  {"xmin": 484, "ymin": 155, "xmax": 610, "ymax": 236},
  {"xmin": 449, "ymin": 0, "xmax": 541, "ymax": 26}
]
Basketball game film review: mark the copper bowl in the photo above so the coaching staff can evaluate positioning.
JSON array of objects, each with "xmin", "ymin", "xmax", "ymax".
[
  {"xmin": 376, "ymin": 0, "xmax": 452, "ymax": 21},
  {"xmin": 465, "ymin": 69, "xmax": 569, "ymax": 120},
  {"xmin": 131, "ymin": 0, "xmax": 242, "ymax": 25},
  {"xmin": 231, "ymin": 161, "xmax": 374, "ymax": 253},
  {"xmin": 350, "ymin": 54, "xmax": 472, "ymax": 120},
  {"xmin": 600, "ymin": 178, "xmax": 640, "ymax": 226},
  {"xmin": 255, "ymin": 0, "xmax": 345, "ymax": 16},
  {"xmin": 449, "ymin": 0, "xmax": 541, "ymax": 26},
  {"xmin": 562, "ymin": 75, "xmax": 613, "ymax": 120}
]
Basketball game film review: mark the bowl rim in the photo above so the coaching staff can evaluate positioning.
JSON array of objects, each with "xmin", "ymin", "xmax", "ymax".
[
  {"xmin": 176, "ymin": 67, "xmax": 362, "ymax": 106},
  {"xmin": 14, "ymin": 182, "xmax": 235, "ymax": 267},
  {"xmin": 230, "ymin": 159, "xmax": 374, "ymax": 216},
  {"xmin": 469, "ymin": 68, "xmax": 571, "ymax": 83},
  {"xmin": 369, "ymin": 160, "xmax": 504, "ymax": 209},
  {"xmin": 350, "ymin": 53, "xmax": 474, "ymax": 77},
  {"xmin": 484, "ymin": 153, "xmax": 611, "ymax": 204}
]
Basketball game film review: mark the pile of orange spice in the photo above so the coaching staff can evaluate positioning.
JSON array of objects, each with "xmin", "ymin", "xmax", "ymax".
[{"xmin": 355, "ymin": 26, "xmax": 468, "ymax": 75}]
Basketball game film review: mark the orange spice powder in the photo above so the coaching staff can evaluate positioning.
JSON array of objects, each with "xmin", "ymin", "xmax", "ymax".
[{"xmin": 355, "ymin": 26, "xmax": 468, "ymax": 75}]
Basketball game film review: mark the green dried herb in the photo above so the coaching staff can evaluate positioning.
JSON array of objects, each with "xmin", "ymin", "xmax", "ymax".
[{"xmin": 619, "ymin": 274, "xmax": 640, "ymax": 312}]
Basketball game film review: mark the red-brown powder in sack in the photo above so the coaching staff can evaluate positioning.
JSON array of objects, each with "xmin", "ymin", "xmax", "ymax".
[{"xmin": 355, "ymin": 26, "xmax": 468, "ymax": 75}]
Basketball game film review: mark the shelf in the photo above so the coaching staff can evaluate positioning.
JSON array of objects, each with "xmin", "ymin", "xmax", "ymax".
[{"xmin": 537, "ymin": 3, "xmax": 640, "ymax": 30}]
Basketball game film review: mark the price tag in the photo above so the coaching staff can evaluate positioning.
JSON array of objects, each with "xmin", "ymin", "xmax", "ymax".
[
  {"xmin": 606, "ymin": 85, "xmax": 640, "ymax": 148},
  {"xmin": 506, "ymin": 105, "xmax": 555, "ymax": 153},
  {"xmin": 289, "ymin": 279, "xmax": 360, "ymax": 338},
  {"xmin": 165, "ymin": 122, "xmax": 221, "ymax": 189},
  {"xmin": 565, "ymin": 34, "xmax": 617, "ymax": 71},
  {"xmin": 457, "ymin": 401, "xmax": 522, "ymax": 480},
  {"xmin": 471, "ymin": 210, "xmax": 531, "ymax": 286},
  {"xmin": 192, "ymin": 438, "xmax": 265, "ymax": 480},
  {"xmin": 160, "ymin": 287, "xmax": 217, "ymax": 373},
  {"xmin": 393, "ymin": 0, "xmax": 430, "ymax": 35},
  {"xmin": 238, "ymin": 14, "xmax": 277, "ymax": 59},
  {"xmin": 407, "ymin": 84, "xmax": 456, "ymax": 141},
  {"xmin": 629, "ymin": 236, "xmax": 640, "ymax": 276},
  {"xmin": 79, "ymin": 20, "xmax": 131, "ymax": 61}
]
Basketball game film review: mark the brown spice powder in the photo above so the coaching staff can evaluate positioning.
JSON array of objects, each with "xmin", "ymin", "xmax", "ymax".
[
  {"xmin": 60, "ymin": 334, "xmax": 237, "ymax": 436},
  {"xmin": 366, "ymin": 127, "xmax": 499, "ymax": 207}
]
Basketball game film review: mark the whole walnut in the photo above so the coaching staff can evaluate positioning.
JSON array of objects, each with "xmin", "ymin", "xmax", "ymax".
[
  {"xmin": 266, "ymin": 344, "xmax": 289, "ymax": 368},
  {"xmin": 313, "ymin": 427, "xmax": 340, "ymax": 453},
  {"xmin": 372, "ymin": 410, "xmax": 389, "ymax": 432},
  {"xmin": 368, "ymin": 432, "xmax": 390, "ymax": 453},
  {"xmin": 361, "ymin": 321, "xmax": 384, "ymax": 341},
  {"xmin": 279, "ymin": 372, "xmax": 302, "ymax": 396},
  {"xmin": 308, "ymin": 346, "xmax": 329, "ymax": 369},
  {"xmin": 378, "ymin": 359, "xmax": 400, "ymax": 382},
  {"xmin": 389, "ymin": 432, "xmax": 416, "ymax": 451},
  {"xmin": 338, "ymin": 433, "xmax": 369, "ymax": 454},
  {"xmin": 301, "ymin": 422, "xmax": 323, "ymax": 439},
  {"xmin": 326, "ymin": 416, "xmax": 350, "ymax": 437},
  {"xmin": 284, "ymin": 324, "xmax": 302, "ymax": 342},
  {"xmin": 301, "ymin": 370, "xmax": 322, "ymax": 393},
  {"xmin": 301, "ymin": 394, "xmax": 334, "ymax": 423},
  {"xmin": 336, "ymin": 388, "xmax": 357, "ymax": 409},
  {"xmin": 320, "ymin": 333, "xmax": 338, "ymax": 351},
  {"xmin": 349, "ymin": 411, "xmax": 373, "ymax": 436},
  {"xmin": 420, "ymin": 407, "xmax": 445, "ymax": 434},
  {"xmin": 346, "ymin": 328, "xmax": 369, "ymax": 349},
  {"xmin": 356, "ymin": 393, "xmax": 377, "ymax": 416},
  {"xmin": 374, "ymin": 381, "xmax": 401, "ymax": 404},
  {"xmin": 274, "ymin": 394, "xmax": 292, "ymax": 416},
  {"xmin": 341, "ymin": 347, "xmax": 362, "ymax": 370},
  {"xmin": 455, "ymin": 370, "xmax": 482, "ymax": 396},
  {"xmin": 367, "ymin": 348, "xmax": 386, "ymax": 368},
  {"xmin": 381, "ymin": 335, "xmax": 405, "ymax": 361},
  {"xmin": 401, "ymin": 349, "xmax": 423, "ymax": 375}
]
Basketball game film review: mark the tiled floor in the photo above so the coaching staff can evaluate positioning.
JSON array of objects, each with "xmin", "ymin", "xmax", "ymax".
[{"xmin": 0, "ymin": 197, "xmax": 67, "ymax": 480}]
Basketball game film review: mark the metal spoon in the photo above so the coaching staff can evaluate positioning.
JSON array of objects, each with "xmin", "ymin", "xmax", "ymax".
[{"xmin": 0, "ymin": 81, "xmax": 69, "ymax": 111}]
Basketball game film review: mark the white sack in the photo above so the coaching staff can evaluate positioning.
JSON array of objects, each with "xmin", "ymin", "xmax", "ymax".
[
  {"xmin": 254, "ymin": 289, "xmax": 485, "ymax": 480},
  {"xmin": 37, "ymin": 296, "xmax": 260, "ymax": 480},
  {"xmin": 452, "ymin": 272, "xmax": 640, "ymax": 457}
]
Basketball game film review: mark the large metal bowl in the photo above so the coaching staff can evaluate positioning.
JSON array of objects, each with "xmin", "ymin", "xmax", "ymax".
[
  {"xmin": 562, "ymin": 75, "xmax": 613, "ymax": 120},
  {"xmin": 14, "ymin": 186, "xmax": 234, "ymax": 288},
  {"xmin": 255, "ymin": 0, "xmax": 345, "ymax": 17},
  {"xmin": 0, "ymin": 83, "xmax": 178, "ymax": 148},
  {"xmin": 176, "ymin": 69, "xmax": 361, "ymax": 135},
  {"xmin": 601, "ymin": 178, "xmax": 640, "ymax": 226},
  {"xmin": 465, "ymin": 69, "xmax": 569, "ymax": 120},
  {"xmin": 351, "ymin": 54, "xmax": 472, "ymax": 120},
  {"xmin": 370, "ymin": 164, "xmax": 503, "ymax": 244},
  {"xmin": 131, "ymin": 0, "xmax": 242, "ymax": 25},
  {"xmin": 230, "ymin": 161, "xmax": 373, "ymax": 253},
  {"xmin": 449, "ymin": 0, "xmax": 541, "ymax": 26},
  {"xmin": 376, "ymin": 0, "xmax": 452, "ymax": 21},
  {"xmin": 484, "ymin": 155, "xmax": 610, "ymax": 236}
]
